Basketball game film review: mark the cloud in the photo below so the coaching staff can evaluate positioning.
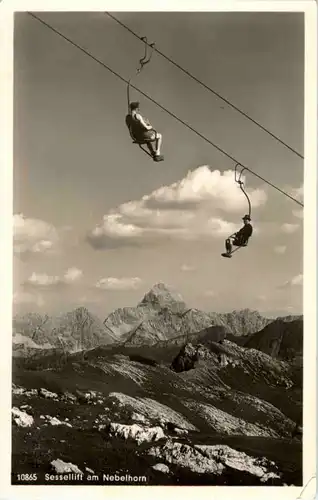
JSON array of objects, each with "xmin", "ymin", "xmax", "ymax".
[
  {"xmin": 13, "ymin": 291, "xmax": 44, "ymax": 307},
  {"xmin": 291, "ymin": 185, "xmax": 304, "ymax": 203},
  {"xmin": 281, "ymin": 223, "xmax": 299, "ymax": 234},
  {"xmin": 274, "ymin": 245, "xmax": 287, "ymax": 254},
  {"xmin": 283, "ymin": 184, "xmax": 303, "ymax": 204},
  {"xmin": 24, "ymin": 268, "xmax": 83, "ymax": 288},
  {"xmin": 257, "ymin": 294, "xmax": 267, "ymax": 302},
  {"xmin": 64, "ymin": 267, "xmax": 83, "ymax": 283},
  {"xmin": 204, "ymin": 290, "xmax": 217, "ymax": 298},
  {"xmin": 181, "ymin": 264, "xmax": 196, "ymax": 272},
  {"xmin": 279, "ymin": 273, "xmax": 303, "ymax": 289},
  {"xmin": 78, "ymin": 295, "xmax": 102, "ymax": 305},
  {"xmin": 87, "ymin": 167, "xmax": 266, "ymax": 249},
  {"xmin": 290, "ymin": 274, "xmax": 303, "ymax": 286},
  {"xmin": 146, "ymin": 167, "xmax": 267, "ymax": 211},
  {"xmin": 27, "ymin": 273, "xmax": 61, "ymax": 287},
  {"xmin": 292, "ymin": 209, "xmax": 303, "ymax": 220},
  {"xmin": 95, "ymin": 277, "xmax": 142, "ymax": 291},
  {"xmin": 13, "ymin": 214, "xmax": 59, "ymax": 255}
]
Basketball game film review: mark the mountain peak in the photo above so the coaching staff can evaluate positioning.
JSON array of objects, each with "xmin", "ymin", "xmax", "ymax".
[{"xmin": 139, "ymin": 283, "xmax": 187, "ymax": 312}]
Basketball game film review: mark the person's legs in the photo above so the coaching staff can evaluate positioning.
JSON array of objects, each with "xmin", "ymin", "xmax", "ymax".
[
  {"xmin": 233, "ymin": 235, "xmax": 245, "ymax": 247},
  {"xmin": 146, "ymin": 142, "xmax": 155, "ymax": 155},
  {"xmin": 154, "ymin": 132, "xmax": 162, "ymax": 156},
  {"xmin": 225, "ymin": 238, "xmax": 232, "ymax": 254},
  {"xmin": 140, "ymin": 131, "xmax": 164, "ymax": 161}
]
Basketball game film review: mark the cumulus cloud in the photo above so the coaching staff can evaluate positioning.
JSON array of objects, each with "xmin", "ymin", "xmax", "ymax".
[
  {"xmin": 146, "ymin": 167, "xmax": 267, "ymax": 211},
  {"xmin": 87, "ymin": 167, "xmax": 266, "ymax": 249},
  {"xmin": 64, "ymin": 267, "xmax": 83, "ymax": 283},
  {"xmin": 13, "ymin": 214, "xmax": 59, "ymax": 255},
  {"xmin": 279, "ymin": 273, "xmax": 303, "ymax": 289},
  {"xmin": 27, "ymin": 273, "xmax": 61, "ymax": 287},
  {"xmin": 274, "ymin": 245, "xmax": 287, "ymax": 254},
  {"xmin": 24, "ymin": 268, "xmax": 83, "ymax": 288},
  {"xmin": 281, "ymin": 223, "xmax": 299, "ymax": 234},
  {"xmin": 95, "ymin": 277, "xmax": 142, "ymax": 291},
  {"xmin": 204, "ymin": 290, "xmax": 217, "ymax": 298}
]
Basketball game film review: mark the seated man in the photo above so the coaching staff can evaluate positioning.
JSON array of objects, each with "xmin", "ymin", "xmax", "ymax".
[
  {"xmin": 126, "ymin": 102, "xmax": 164, "ymax": 162},
  {"xmin": 225, "ymin": 214, "xmax": 253, "ymax": 255}
]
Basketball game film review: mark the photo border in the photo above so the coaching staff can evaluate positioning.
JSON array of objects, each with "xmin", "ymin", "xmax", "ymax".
[{"xmin": 1, "ymin": 1, "xmax": 316, "ymax": 499}]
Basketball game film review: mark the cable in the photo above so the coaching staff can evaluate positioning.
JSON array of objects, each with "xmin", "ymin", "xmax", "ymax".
[
  {"xmin": 105, "ymin": 12, "xmax": 304, "ymax": 161},
  {"xmin": 27, "ymin": 12, "xmax": 304, "ymax": 208}
]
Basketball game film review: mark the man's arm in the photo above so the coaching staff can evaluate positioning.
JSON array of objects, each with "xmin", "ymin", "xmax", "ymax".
[{"xmin": 135, "ymin": 113, "xmax": 153, "ymax": 131}]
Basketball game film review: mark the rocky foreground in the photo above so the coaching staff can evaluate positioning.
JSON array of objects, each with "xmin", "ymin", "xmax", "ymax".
[{"xmin": 12, "ymin": 334, "xmax": 302, "ymax": 486}]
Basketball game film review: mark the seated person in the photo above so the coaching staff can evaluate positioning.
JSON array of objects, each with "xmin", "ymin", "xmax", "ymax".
[
  {"xmin": 225, "ymin": 214, "xmax": 253, "ymax": 255},
  {"xmin": 125, "ymin": 101, "xmax": 163, "ymax": 161}
]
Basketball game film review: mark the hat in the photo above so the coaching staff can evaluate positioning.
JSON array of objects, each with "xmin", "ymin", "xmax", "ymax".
[
  {"xmin": 242, "ymin": 214, "xmax": 251, "ymax": 221},
  {"xmin": 129, "ymin": 101, "xmax": 140, "ymax": 110}
]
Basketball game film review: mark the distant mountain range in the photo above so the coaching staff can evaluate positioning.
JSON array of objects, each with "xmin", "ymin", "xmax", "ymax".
[
  {"xmin": 13, "ymin": 283, "xmax": 302, "ymax": 359},
  {"xmin": 13, "ymin": 307, "xmax": 116, "ymax": 353}
]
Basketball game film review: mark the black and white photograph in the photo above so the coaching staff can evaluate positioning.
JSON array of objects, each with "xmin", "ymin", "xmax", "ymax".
[{"xmin": 1, "ymin": 1, "xmax": 316, "ymax": 497}]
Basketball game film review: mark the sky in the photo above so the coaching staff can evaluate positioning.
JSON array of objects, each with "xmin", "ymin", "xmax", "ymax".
[{"xmin": 13, "ymin": 11, "xmax": 304, "ymax": 319}]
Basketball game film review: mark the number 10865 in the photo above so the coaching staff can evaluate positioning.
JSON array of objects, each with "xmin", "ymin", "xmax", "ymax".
[{"xmin": 17, "ymin": 473, "xmax": 38, "ymax": 481}]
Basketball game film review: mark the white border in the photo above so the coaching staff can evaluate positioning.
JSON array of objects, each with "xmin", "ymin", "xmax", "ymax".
[{"xmin": 0, "ymin": 1, "xmax": 316, "ymax": 499}]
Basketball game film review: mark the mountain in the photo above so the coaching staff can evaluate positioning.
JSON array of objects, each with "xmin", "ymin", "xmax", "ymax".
[
  {"xmin": 13, "ymin": 285, "xmax": 302, "ymax": 351},
  {"xmin": 103, "ymin": 283, "xmax": 215, "ymax": 345},
  {"xmin": 216, "ymin": 309, "xmax": 272, "ymax": 336},
  {"xmin": 139, "ymin": 282, "xmax": 188, "ymax": 313},
  {"xmin": 244, "ymin": 319, "xmax": 303, "ymax": 361},
  {"xmin": 13, "ymin": 307, "xmax": 117, "ymax": 353},
  {"xmin": 103, "ymin": 284, "xmax": 289, "ymax": 345}
]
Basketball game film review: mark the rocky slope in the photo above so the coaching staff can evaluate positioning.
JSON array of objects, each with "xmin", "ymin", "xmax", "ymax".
[
  {"xmin": 243, "ymin": 319, "xmax": 303, "ymax": 361},
  {"xmin": 12, "ymin": 329, "xmax": 302, "ymax": 486}
]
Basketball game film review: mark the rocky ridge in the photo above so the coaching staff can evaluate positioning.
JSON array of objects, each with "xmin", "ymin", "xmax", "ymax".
[
  {"xmin": 13, "ymin": 284, "xmax": 302, "ymax": 351},
  {"xmin": 13, "ymin": 307, "xmax": 117, "ymax": 353}
]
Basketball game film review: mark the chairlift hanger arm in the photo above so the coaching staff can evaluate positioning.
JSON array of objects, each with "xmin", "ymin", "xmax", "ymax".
[
  {"xmin": 127, "ymin": 36, "xmax": 155, "ymax": 110},
  {"xmin": 235, "ymin": 163, "xmax": 251, "ymax": 218},
  {"xmin": 137, "ymin": 37, "xmax": 155, "ymax": 72}
]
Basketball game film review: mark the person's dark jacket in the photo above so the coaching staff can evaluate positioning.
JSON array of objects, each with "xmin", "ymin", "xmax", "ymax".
[{"xmin": 234, "ymin": 223, "xmax": 253, "ymax": 245}]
